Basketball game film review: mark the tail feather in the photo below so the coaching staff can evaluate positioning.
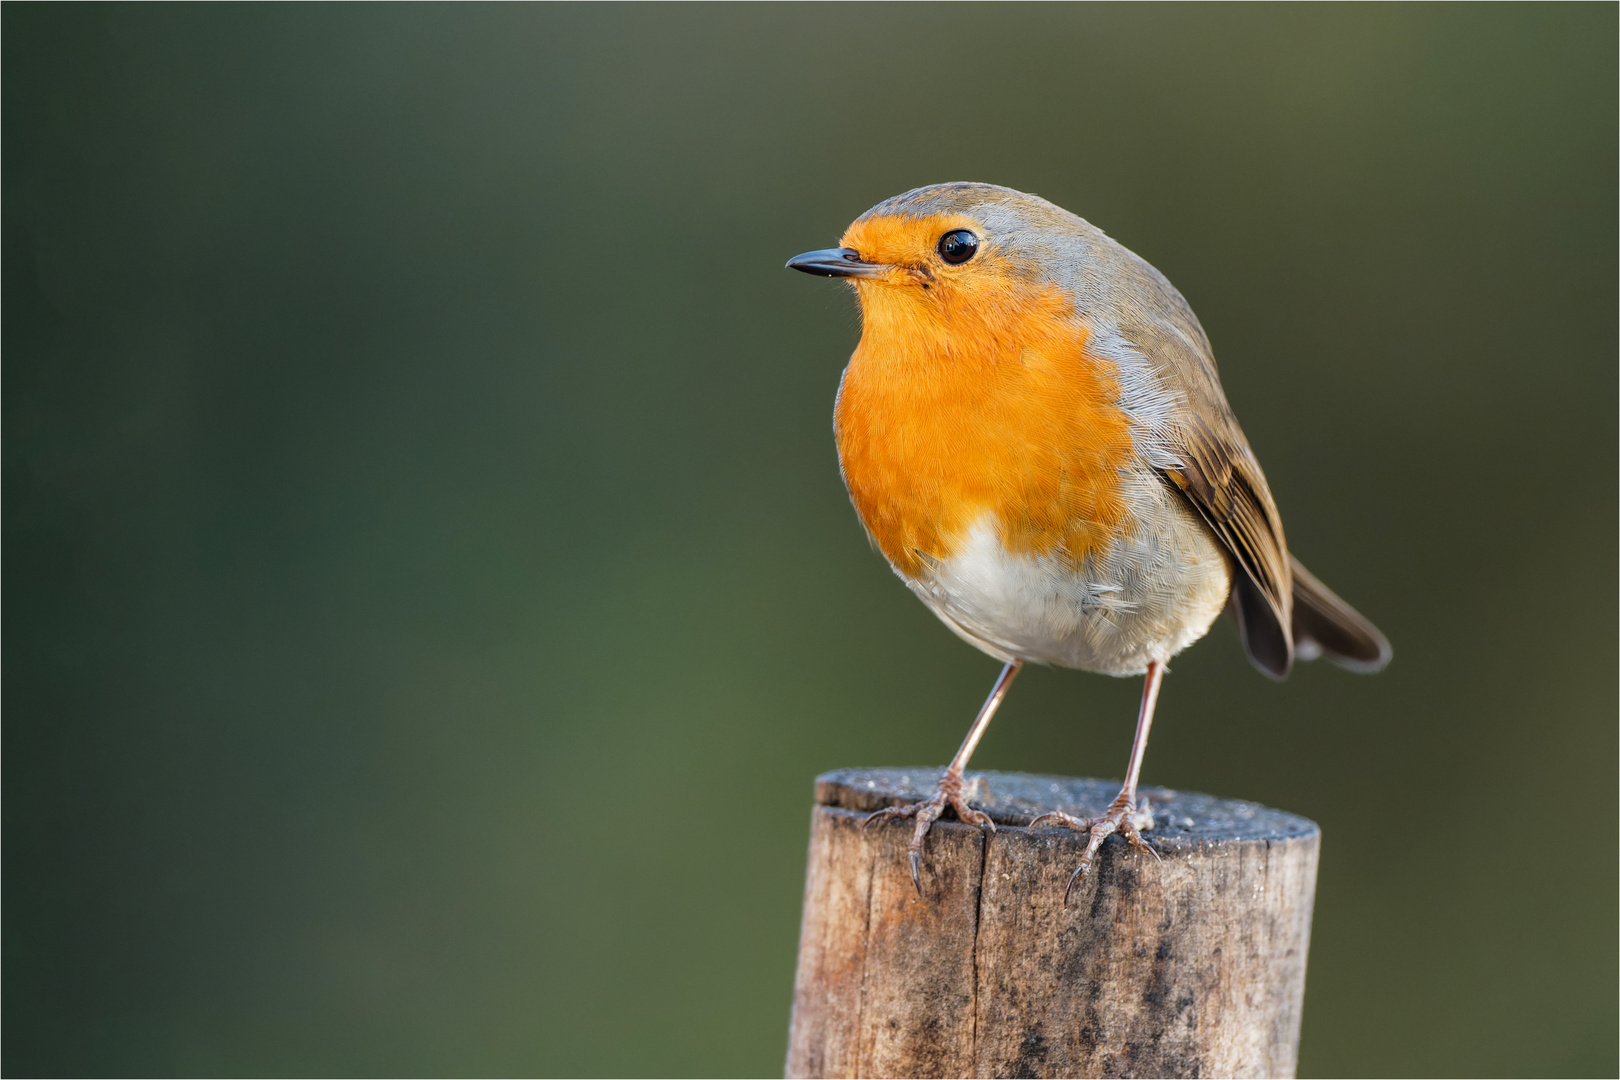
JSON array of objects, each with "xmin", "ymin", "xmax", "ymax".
[{"xmin": 1288, "ymin": 555, "xmax": 1391, "ymax": 673}]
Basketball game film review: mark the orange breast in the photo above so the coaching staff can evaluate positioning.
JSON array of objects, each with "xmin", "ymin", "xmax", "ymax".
[{"xmin": 834, "ymin": 280, "xmax": 1135, "ymax": 579}]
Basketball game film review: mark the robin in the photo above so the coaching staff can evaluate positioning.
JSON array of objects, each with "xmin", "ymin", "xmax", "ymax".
[{"xmin": 788, "ymin": 182, "xmax": 1390, "ymax": 899}]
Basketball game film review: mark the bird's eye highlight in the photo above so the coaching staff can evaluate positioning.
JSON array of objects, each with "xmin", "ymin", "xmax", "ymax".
[{"xmin": 937, "ymin": 229, "xmax": 979, "ymax": 265}]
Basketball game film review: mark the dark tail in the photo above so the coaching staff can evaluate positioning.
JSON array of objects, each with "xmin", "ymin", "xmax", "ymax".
[{"xmin": 1288, "ymin": 556, "xmax": 1391, "ymax": 673}]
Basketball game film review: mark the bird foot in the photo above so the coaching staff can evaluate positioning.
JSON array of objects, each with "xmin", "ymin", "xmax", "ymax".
[
  {"xmin": 862, "ymin": 770, "xmax": 995, "ymax": 895},
  {"xmin": 1029, "ymin": 792, "xmax": 1158, "ymax": 904}
]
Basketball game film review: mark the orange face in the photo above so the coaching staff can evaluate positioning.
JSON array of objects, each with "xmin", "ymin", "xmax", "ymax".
[
  {"xmin": 840, "ymin": 212, "xmax": 981, "ymax": 282},
  {"xmin": 833, "ymin": 213, "xmax": 1135, "ymax": 578}
]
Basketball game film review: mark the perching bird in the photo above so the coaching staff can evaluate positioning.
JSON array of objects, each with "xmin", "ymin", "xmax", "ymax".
[{"xmin": 788, "ymin": 182, "xmax": 1389, "ymax": 899}]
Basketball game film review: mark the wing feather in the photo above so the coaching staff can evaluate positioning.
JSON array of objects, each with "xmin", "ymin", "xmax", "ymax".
[
  {"xmin": 1088, "ymin": 232, "xmax": 1387, "ymax": 679},
  {"xmin": 1164, "ymin": 416, "xmax": 1294, "ymax": 679}
]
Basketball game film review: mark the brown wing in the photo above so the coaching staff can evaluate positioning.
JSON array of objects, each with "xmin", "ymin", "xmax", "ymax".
[
  {"xmin": 1163, "ymin": 415, "xmax": 1295, "ymax": 679},
  {"xmin": 1088, "ymin": 226, "xmax": 1387, "ymax": 679},
  {"xmin": 1162, "ymin": 422, "xmax": 1396, "ymax": 678}
]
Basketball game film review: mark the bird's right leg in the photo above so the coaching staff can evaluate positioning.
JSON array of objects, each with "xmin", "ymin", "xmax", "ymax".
[
  {"xmin": 863, "ymin": 659, "xmax": 1023, "ymax": 895},
  {"xmin": 1031, "ymin": 660, "xmax": 1164, "ymax": 903}
]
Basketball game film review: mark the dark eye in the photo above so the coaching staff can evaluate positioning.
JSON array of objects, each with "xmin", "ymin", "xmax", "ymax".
[{"xmin": 937, "ymin": 229, "xmax": 979, "ymax": 265}]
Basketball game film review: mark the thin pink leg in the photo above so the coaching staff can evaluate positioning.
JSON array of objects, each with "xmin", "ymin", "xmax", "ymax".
[
  {"xmin": 948, "ymin": 659, "xmax": 1023, "ymax": 775},
  {"xmin": 863, "ymin": 659, "xmax": 1023, "ymax": 894},
  {"xmin": 1030, "ymin": 660, "xmax": 1166, "ymax": 903},
  {"xmin": 1120, "ymin": 659, "xmax": 1165, "ymax": 807}
]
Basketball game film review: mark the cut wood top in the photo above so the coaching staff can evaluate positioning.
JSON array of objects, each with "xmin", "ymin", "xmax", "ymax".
[
  {"xmin": 791, "ymin": 768, "xmax": 1323, "ymax": 1078},
  {"xmin": 815, "ymin": 767, "xmax": 1318, "ymax": 850}
]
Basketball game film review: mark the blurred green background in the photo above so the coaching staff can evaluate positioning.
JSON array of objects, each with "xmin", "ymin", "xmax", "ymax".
[{"xmin": 5, "ymin": 5, "xmax": 1615, "ymax": 1077}]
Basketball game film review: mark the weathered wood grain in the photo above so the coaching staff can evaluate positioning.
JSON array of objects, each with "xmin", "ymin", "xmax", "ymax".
[{"xmin": 786, "ymin": 769, "xmax": 1320, "ymax": 1079}]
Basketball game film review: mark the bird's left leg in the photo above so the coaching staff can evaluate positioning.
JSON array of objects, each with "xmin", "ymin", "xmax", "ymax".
[
  {"xmin": 1031, "ymin": 660, "xmax": 1165, "ymax": 902},
  {"xmin": 863, "ymin": 659, "xmax": 1022, "ymax": 894}
]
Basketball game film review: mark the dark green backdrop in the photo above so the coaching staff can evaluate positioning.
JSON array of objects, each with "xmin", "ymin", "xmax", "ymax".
[{"xmin": 5, "ymin": 5, "xmax": 1615, "ymax": 1077}]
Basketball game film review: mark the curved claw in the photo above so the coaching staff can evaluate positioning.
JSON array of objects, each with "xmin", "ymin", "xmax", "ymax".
[
  {"xmin": 861, "ymin": 803, "xmax": 916, "ymax": 832},
  {"xmin": 1029, "ymin": 810, "xmax": 1090, "ymax": 833},
  {"xmin": 956, "ymin": 805, "xmax": 996, "ymax": 832},
  {"xmin": 1128, "ymin": 833, "xmax": 1162, "ymax": 863},
  {"xmin": 1118, "ymin": 802, "xmax": 1160, "ymax": 863},
  {"xmin": 1064, "ymin": 862, "xmax": 1088, "ymax": 907},
  {"xmin": 1062, "ymin": 833, "xmax": 1112, "ymax": 906},
  {"xmin": 909, "ymin": 850, "xmax": 922, "ymax": 896}
]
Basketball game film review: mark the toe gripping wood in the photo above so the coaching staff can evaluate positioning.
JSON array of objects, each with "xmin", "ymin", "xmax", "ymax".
[{"xmin": 786, "ymin": 768, "xmax": 1321, "ymax": 1079}]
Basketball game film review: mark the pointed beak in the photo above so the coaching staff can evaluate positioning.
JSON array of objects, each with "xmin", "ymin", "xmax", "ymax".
[{"xmin": 785, "ymin": 247, "xmax": 890, "ymax": 279}]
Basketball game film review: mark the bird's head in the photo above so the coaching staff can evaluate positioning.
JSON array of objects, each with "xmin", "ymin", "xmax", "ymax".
[{"xmin": 787, "ymin": 182, "xmax": 1101, "ymax": 358}]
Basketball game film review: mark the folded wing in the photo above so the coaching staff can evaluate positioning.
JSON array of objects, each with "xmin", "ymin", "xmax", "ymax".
[
  {"xmin": 1165, "ymin": 416, "xmax": 1295, "ymax": 679},
  {"xmin": 1163, "ymin": 420, "xmax": 1391, "ymax": 678}
]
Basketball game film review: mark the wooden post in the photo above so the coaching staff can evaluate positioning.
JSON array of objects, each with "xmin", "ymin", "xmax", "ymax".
[{"xmin": 786, "ymin": 768, "xmax": 1320, "ymax": 1080}]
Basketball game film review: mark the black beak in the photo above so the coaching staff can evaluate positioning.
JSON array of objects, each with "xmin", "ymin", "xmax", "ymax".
[{"xmin": 785, "ymin": 247, "xmax": 889, "ymax": 279}]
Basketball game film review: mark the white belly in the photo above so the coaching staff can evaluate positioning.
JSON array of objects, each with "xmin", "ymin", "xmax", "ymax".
[{"xmin": 904, "ymin": 474, "xmax": 1233, "ymax": 676}]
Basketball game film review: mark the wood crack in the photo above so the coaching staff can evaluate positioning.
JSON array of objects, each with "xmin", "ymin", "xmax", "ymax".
[
  {"xmin": 853, "ymin": 819, "xmax": 876, "ymax": 1079},
  {"xmin": 968, "ymin": 826, "xmax": 990, "ymax": 1071}
]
